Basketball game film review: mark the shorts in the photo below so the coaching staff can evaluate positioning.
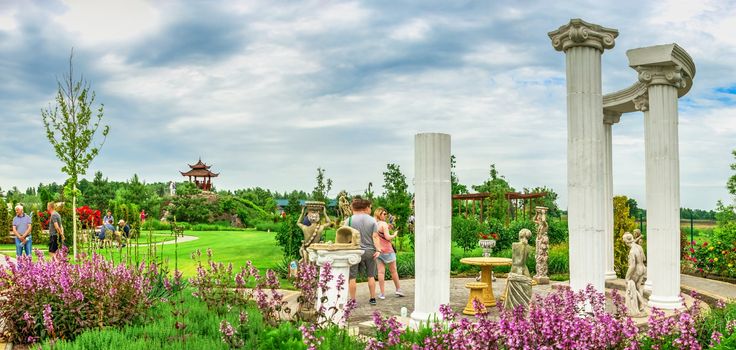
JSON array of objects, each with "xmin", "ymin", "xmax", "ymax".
[
  {"xmin": 49, "ymin": 235, "xmax": 59, "ymax": 253},
  {"xmin": 377, "ymin": 252, "xmax": 397, "ymax": 264},
  {"xmin": 349, "ymin": 249, "xmax": 377, "ymax": 279}
]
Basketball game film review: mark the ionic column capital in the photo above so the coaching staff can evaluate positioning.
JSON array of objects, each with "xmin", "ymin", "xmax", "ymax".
[
  {"xmin": 633, "ymin": 92, "xmax": 649, "ymax": 112},
  {"xmin": 603, "ymin": 110, "xmax": 622, "ymax": 125},
  {"xmin": 549, "ymin": 19, "xmax": 618, "ymax": 52},
  {"xmin": 636, "ymin": 65, "xmax": 686, "ymax": 89}
]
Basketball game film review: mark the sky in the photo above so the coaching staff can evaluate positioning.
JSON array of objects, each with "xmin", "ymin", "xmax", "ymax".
[{"xmin": 0, "ymin": 0, "xmax": 735, "ymax": 210}]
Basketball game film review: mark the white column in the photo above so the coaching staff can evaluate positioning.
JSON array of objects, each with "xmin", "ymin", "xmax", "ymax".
[
  {"xmin": 308, "ymin": 248, "xmax": 364, "ymax": 326},
  {"xmin": 411, "ymin": 133, "xmax": 451, "ymax": 325},
  {"xmin": 549, "ymin": 19, "xmax": 618, "ymax": 293},
  {"xmin": 603, "ymin": 111, "xmax": 621, "ymax": 280},
  {"xmin": 633, "ymin": 93, "xmax": 653, "ymax": 293},
  {"xmin": 639, "ymin": 66, "xmax": 684, "ymax": 309}
]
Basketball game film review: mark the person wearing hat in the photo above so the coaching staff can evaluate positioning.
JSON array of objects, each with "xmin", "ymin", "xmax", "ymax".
[
  {"xmin": 118, "ymin": 219, "xmax": 131, "ymax": 248},
  {"xmin": 12, "ymin": 204, "xmax": 32, "ymax": 257}
]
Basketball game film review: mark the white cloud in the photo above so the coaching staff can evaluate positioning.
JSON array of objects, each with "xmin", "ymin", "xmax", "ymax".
[
  {"xmin": 390, "ymin": 18, "xmax": 431, "ymax": 41},
  {"xmin": 53, "ymin": 0, "xmax": 162, "ymax": 47}
]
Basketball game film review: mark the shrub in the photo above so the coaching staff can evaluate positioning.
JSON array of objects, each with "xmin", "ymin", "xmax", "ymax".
[
  {"xmin": 547, "ymin": 218, "xmax": 568, "ymax": 244},
  {"xmin": 0, "ymin": 249, "xmax": 159, "ymax": 344},
  {"xmin": 395, "ymin": 252, "xmax": 415, "ymax": 278},
  {"xmin": 276, "ymin": 215, "xmax": 302, "ymax": 260},
  {"xmin": 255, "ymin": 220, "xmax": 281, "ymax": 233},
  {"xmin": 451, "ymin": 216, "xmax": 484, "ymax": 253}
]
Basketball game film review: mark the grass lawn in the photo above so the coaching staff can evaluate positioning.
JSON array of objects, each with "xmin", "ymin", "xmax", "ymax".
[{"xmin": 1, "ymin": 229, "xmax": 286, "ymax": 279}]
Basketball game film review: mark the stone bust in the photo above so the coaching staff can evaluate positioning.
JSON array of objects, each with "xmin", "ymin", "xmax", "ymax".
[{"xmin": 623, "ymin": 231, "xmax": 647, "ymax": 317}]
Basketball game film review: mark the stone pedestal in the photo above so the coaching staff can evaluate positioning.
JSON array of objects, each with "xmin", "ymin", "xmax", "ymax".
[
  {"xmin": 549, "ymin": 19, "xmax": 618, "ymax": 293},
  {"xmin": 308, "ymin": 248, "xmax": 364, "ymax": 325},
  {"xmin": 411, "ymin": 133, "xmax": 451, "ymax": 326}
]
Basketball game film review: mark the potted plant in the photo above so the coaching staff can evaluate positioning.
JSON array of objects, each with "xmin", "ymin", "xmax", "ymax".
[{"xmin": 478, "ymin": 232, "xmax": 498, "ymax": 257}]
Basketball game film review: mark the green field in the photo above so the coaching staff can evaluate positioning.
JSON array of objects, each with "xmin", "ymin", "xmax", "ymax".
[{"xmin": 1, "ymin": 229, "xmax": 286, "ymax": 278}]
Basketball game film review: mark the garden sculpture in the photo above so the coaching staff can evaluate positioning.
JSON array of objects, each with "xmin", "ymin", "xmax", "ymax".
[
  {"xmin": 504, "ymin": 228, "xmax": 533, "ymax": 310},
  {"xmin": 623, "ymin": 231, "xmax": 647, "ymax": 317},
  {"xmin": 534, "ymin": 206, "xmax": 550, "ymax": 284},
  {"xmin": 297, "ymin": 202, "xmax": 331, "ymax": 264},
  {"xmin": 633, "ymin": 228, "xmax": 642, "ymax": 244},
  {"xmin": 338, "ymin": 191, "xmax": 352, "ymax": 223}
]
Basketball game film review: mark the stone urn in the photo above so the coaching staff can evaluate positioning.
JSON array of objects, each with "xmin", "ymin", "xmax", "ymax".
[{"xmin": 479, "ymin": 239, "xmax": 496, "ymax": 257}]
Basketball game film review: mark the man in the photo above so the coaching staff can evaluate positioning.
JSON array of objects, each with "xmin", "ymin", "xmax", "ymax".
[
  {"xmin": 347, "ymin": 197, "xmax": 382, "ymax": 305},
  {"xmin": 118, "ymin": 219, "xmax": 131, "ymax": 248},
  {"xmin": 47, "ymin": 202, "xmax": 64, "ymax": 258},
  {"xmin": 12, "ymin": 204, "xmax": 32, "ymax": 257}
]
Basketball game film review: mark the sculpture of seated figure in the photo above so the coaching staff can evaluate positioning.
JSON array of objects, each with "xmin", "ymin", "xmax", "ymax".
[
  {"xmin": 623, "ymin": 231, "xmax": 647, "ymax": 317},
  {"xmin": 504, "ymin": 228, "xmax": 533, "ymax": 311},
  {"xmin": 297, "ymin": 203, "xmax": 331, "ymax": 264}
]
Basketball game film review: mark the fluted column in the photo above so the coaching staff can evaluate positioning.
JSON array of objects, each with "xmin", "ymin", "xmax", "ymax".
[
  {"xmin": 411, "ymin": 133, "xmax": 451, "ymax": 325},
  {"xmin": 603, "ymin": 111, "xmax": 621, "ymax": 280},
  {"xmin": 639, "ymin": 66, "xmax": 685, "ymax": 309},
  {"xmin": 549, "ymin": 19, "xmax": 618, "ymax": 293},
  {"xmin": 633, "ymin": 93, "xmax": 653, "ymax": 293}
]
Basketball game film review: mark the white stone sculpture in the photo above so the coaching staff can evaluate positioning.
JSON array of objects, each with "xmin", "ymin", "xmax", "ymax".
[
  {"xmin": 623, "ymin": 232, "xmax": 647, "ymax": 317},
  {"xmin": 533, "ymin": 207, "xmax": 550, "ymax": 285},
  {"xmin": 504, "ymin": 228, "xmax": 533, "ymax": 311}
]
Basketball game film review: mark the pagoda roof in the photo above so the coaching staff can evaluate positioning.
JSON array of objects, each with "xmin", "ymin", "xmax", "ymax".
[
  {"xmin": 180, "ymin": 168, "xmax": 219, "ymax": 177},
  {"xmin": 188, "ymin": 158, "xmax": 211, "ymax": 170}
]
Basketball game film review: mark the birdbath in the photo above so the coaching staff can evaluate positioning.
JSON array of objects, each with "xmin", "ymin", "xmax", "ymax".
[{"xmin": 307, "ymin": 225, "xmax": 363, "ymax": 326}]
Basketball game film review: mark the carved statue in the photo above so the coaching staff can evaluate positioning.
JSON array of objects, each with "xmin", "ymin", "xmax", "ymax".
[
  {"xmin": 338, "ymin": 191, "xmax": 352, "ymax": 222},
  {"xmin": 534, "ymin": 207, "xmax": 550, "ymax": 284},
  {"xmin": 623, "ymin": 231, "xmax": 647, "ymax": 317},
  {"xmin": 297, "ymin": 202, "xmax": 331, "ymax": 264},
  {"xmin": 504, "ymin": 228, "xmax": 533, "ymax": 310}
]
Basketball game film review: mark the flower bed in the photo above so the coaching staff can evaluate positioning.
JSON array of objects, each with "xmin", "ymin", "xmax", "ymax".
[
  {"xmin": 0, "ymin": 248, "xmax": 162, "ymax": 345},
  {"xmin": 683, "ymin": 240, "xmax": 736, "ymax": 278}
]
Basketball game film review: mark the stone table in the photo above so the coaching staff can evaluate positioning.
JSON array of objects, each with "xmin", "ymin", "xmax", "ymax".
[{"xmin": 459, "ymin": 257, "xmax": 512, "ymax": 307}]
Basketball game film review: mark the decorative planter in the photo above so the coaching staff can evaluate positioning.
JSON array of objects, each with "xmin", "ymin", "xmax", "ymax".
[{"xmin": 478, "ymin": 239, "xmax": 496, "ymax": 257}]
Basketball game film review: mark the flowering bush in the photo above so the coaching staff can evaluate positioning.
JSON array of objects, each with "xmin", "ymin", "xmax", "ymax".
[
  {"xmin": 0, "ymin": 248, "xmax": 158, "ymax": 344},
  {"xmin": 683, "ymin": 240, "xmax": 736, "ymax": 277},
  {"xmin": 479, "ymin": 232, "xmax": 499, "ymax": 240},
  {"xmin": 76, "ymin": 206, "xmax": 101, "ymax": 229}
]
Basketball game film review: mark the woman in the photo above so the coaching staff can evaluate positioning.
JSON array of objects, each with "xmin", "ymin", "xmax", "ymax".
[{"xmin": 373, "ymin": 207, "xmax": 404, "ymax": 298}]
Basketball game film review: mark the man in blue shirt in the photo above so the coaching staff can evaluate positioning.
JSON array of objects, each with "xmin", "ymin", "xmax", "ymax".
[{"xmin": 12, "ymin": 204, "xmax": 32, "ymax": 257}]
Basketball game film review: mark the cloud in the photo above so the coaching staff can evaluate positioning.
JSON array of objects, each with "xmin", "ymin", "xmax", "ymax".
[{"xmin": 0, "ymin": 0, "xmax": 734, "ymax": 211}]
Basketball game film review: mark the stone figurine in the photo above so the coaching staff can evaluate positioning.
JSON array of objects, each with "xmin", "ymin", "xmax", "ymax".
[
  {"xmin": 623, "ymin": 231, "xmax": 647, "ymax": 317},
  {"xmin": 297, "ymin": 203, "xmax": 331, "ymax": 264},
  {"xmin": 338, "ymin": 191, "xmax": 352, "ymax": 222},
  {"xmin": 534, "ymin": 207, "xmax": 550, "ymax": 284},
  {"xmin": 504, "ymin": 228, "xmax": 533, "ymax": 310}
]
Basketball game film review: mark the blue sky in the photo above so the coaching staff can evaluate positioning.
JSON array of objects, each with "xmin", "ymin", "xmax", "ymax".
[{"xmin": 1, "ymin": 0, "xmax": 735, "ymax": 210}]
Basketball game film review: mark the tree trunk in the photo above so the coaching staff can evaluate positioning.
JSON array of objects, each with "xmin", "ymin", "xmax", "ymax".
[{"xmin": 73, "ymin": 183, "xmax": 78, "ymax": 259}]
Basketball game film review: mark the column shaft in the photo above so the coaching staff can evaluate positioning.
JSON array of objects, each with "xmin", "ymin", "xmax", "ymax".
[
  {"xmin": 411, "ymin": 133, "xmax": 451, "ymax": 324},
  {"xmin": 645, "ymin": 84, "xmax": 683, "ymax": 309},
  {"xmin": 566, "ymin": 46, "xmax": 607, "ymax": 293},
  {"xmin": 603, "ymin": 121, "xmax": 616, "ymax": 280}
]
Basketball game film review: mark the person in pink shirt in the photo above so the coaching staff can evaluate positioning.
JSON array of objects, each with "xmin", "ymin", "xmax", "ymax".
[{"xmin": 373, "ymin": 207, "xmax": 404, "ymax": 298}]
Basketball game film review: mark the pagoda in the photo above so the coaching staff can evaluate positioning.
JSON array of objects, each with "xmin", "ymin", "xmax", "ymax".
[{"xmin": 180, "ymin": 158, "xmax": 219, "ymax": 191}]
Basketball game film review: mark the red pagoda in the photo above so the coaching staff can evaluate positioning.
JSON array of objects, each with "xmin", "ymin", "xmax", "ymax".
[{"xmin": 180, "ymin": 158, "xmax": 219, "ymax": 191}]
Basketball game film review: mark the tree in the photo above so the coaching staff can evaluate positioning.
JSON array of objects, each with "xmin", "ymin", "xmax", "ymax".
[
  {"xmin": 84, "ymin": 171, "xmax": 114, "ymax": 211},
  {"xmin": 472, "ymin": 164, "xmax": 514, "ymax": 222},
  {"xmin": 311, "ymin": 167, "xmax": 333, "ymax": 204},
  {"xmin": 613, "ymin": 195, "xmax": 638, "ymax": 278},
  {"xmin": 728, "ymin": 149, "xmax": 736, "ymax": 197},
  {"xmin": 451, "ymin": 155, "xmax": 469, "ymax": 195},
  {"xmin": 523, "ymin": 186, "xmax": 561, "ymax": 218},
  {"xmin": 381, "ymin": 163, "xmax": 412, "ymax": 250},
  {"xmin": 41, "ymin": 51, "xmax": 110, "ymax": 258}
]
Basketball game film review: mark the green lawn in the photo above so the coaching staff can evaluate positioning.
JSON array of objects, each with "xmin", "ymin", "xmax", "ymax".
[{"xmin": 1, "ymin": 229, "xmax": 286, "ymax": 279}]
